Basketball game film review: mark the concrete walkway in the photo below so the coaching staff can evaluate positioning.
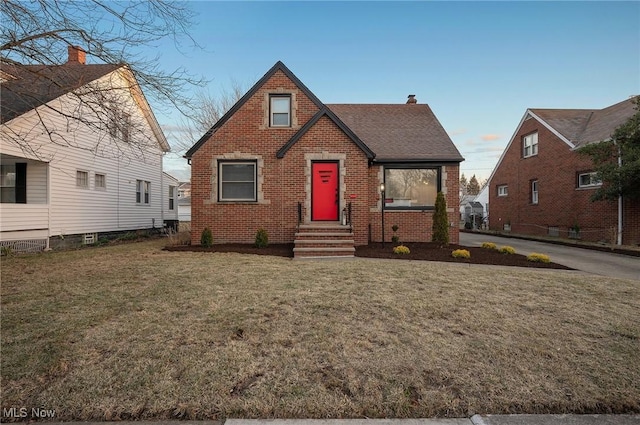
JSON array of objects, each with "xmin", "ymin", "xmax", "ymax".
[{"xmin": 459, "ymin": 232, "xmax": 640, "ymax": 280}]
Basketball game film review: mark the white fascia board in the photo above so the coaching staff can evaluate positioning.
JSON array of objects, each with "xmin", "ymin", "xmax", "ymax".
[
  {"xmin": 118, "ymin": 66, "xmax": 171, "ymax": 153},
  {"xmin": 527, "ymin": 110, "xmax": 575, "ymax": 149}
]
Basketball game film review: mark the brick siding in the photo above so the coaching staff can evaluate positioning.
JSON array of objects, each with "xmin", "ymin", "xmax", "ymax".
[
  {"xmin": 191, "ymin": 70, "xmax": 461, "ymax": 246},
  {"xmin": 489, "ymin": 115, "xmax": 640, "ymax": 245}
]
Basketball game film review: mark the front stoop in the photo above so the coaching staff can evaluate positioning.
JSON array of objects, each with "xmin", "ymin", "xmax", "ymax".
[{"xmin": 294, "ymin": 223, "xmax": 355, "ymax": 259}]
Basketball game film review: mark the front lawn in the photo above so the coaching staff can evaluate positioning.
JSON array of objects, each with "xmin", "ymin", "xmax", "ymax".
[{"xmin": 1, "ymin": 239, "xmax": 638, "ymax": 420}]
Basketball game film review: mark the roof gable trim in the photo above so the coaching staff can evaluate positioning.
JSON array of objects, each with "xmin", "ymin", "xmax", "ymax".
[
  {"xmin": 185, "ymin": 61, "xmax": 325, "ymax": 158},
  {"xmin": 276, "ymin": 107, "xmax": 375, "ymax": 159},
  {"xmin": 527, "ymin": 110, "xmax": 576, "ymax": 149}
]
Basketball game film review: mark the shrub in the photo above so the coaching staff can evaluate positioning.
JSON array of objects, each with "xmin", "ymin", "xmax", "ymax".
[
  {"xmin": 527, "ymin": 253, "xmax": 550, "ymax": 263},
  {"xmin": 391, "ymin": 224, "xmax": 399, "ymax": 232},
  {"xmin": 255, "ymin": 228, "xmax": 269, "ymax": 248},
  {"xmin": 391, "ymin": 235, "xmax": 400, "ymax": 244},
  {"xmin": 500, "ymin": 245, "xmax": 516, "ymax": 254},
  {"xmin": 481, "ymin": 242, "xmax": 497, "ymax": 250},
  {"xmin": 431, "ymin": 192, "xmax": 449, "ymax": 246},
  {"xmin": 200, "ymin": 227, "xmax": 213, "ymax": 247},
  {"xmin": 393, "ymin": 245, "xmax": 410, "ymax": 255},
  {"xmin": 451, "ymin": 249, "xmax": 471, "ymax": 259}
]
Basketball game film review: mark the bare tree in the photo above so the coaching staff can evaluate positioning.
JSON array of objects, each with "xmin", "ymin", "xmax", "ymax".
[
  {"xmin": 171, "ymin": 80, "xmax": 246, "ymax": 153},
  {"xmin": 1, "ymin": 0, "xmax": 206, "ymax": 159}
]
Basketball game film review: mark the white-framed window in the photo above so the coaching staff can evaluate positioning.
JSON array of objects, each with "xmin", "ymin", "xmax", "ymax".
[
  {"xmin": 523, "ymin": 132, "xmax": 538, "ymax": 158},
  {"xmin": 578, "ymin": 172, "xmax": 602, "ymax": 188},
  {"xmin": 95, "ymin": 173, "xmax": 106, "ymax": 190},
  {"xmin": 136, "ymin": 180, "xmax": 150, "ymax": 204},
  {"xmin": 168, "ymin": 185, "xmax": 176, "ymax": 210},
  {"xmin": 1, "ymin": 164, "xmax": 16, "ymax": 203},
  {"xmin": 76, "ymin": 170, "xmax": 89, "ymax": 188},
  {"xmin": 218, "ymin": 161, "xmax": 257, "ymax": 202},
  {"xmin": 383, "ymin": 167, "xmax": 440, "ymax": 209},
  {"xmin": 497, "ymin": 185, "xmax": 508, "ymax": 197},
  {"xmin": 531, "ymin": 180, "xmax": 538, "ymax": 204},
  {"xmin": 270, "ymin": 95, "xmax": 291, "ymax": 127},
  {"xmin": 110, "ymin": 110, "xmax": 132, "ymax": 142}
]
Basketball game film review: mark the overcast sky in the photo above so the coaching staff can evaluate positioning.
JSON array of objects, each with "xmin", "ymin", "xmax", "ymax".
[{"xmin": 156, "ymin": 1, "xmax": 640, "ymax": 183}]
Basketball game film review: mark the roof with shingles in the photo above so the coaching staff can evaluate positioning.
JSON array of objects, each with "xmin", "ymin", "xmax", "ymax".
[
  {"xmin": 529, "ymin": 97, "xmax": 637, "ymax": 148},
  {"xmin": 1, "ymin": 63, "xmax": 120, "ymax": 124},
  {"xmin": 186, "ymin": 61, "xmax": 463, "ymax": 163},
  {"xmin": 327, "ymin": 103, "xmax": 463, "ymax": 162}
]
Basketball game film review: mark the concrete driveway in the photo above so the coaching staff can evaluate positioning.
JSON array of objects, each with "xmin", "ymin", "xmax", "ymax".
[{"xmin": 459, "ymin": 232, "xmax": 640, "ymax": 281}]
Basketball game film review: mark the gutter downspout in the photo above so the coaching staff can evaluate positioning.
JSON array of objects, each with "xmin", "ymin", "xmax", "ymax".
[{"xmin": 617, "ymin": 143, "xmax": 622, "ymax": 246}]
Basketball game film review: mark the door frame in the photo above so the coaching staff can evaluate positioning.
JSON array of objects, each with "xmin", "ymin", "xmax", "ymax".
[{"xmin": 310, "ymin": 160, "xmax": 340, "ymax": 221}]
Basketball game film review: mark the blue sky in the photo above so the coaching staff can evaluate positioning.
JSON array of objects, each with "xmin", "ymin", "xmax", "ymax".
[{"xmin": 158, "ymin": 1, "xmax": 640, "ymax": 182}]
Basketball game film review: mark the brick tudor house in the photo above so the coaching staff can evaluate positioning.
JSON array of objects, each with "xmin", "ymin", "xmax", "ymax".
[
  {"xmin": 185, "ymin": 61, "xmax": 463, "ymax": 257},
  {"xmin": 489, "ymin": 97, "xmax": 639, "ymax": 245}
]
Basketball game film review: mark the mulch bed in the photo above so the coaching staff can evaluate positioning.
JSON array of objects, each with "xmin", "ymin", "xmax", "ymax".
[{"xmin": 165, "ymin": 242, "xmax": 572, "ymax": 270}]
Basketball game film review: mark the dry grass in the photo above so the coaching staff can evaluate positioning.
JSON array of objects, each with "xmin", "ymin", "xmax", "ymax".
[{"xmin": 1, "ymin": 239, "xmax": 639, "ymax": 420}]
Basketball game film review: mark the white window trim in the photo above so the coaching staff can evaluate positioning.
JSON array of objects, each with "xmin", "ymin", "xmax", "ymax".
[
  {"xmin": 578, "ymin": 172, "xmax": 602, "ymax": 188},
  {"xmin": 218, "ymin": 161, "xmax": 257, "ymax": 202},
  {"xmin": 95, "ymin": 173, "xmax": 107, "ymax": 191},
  {"xmin": 497, "ymin": 185, "xmax": 508, "ymax": 197},
  {"xmin": 76, "ymin": 170, "xmax": 89, "ymax": 189},
  {"xmin": 269, "ymin": 95, "xmax": 291, "ymax": 127},
  {"xmin": 136, "ymin": 179, "xmax": 150, "ymax": 205},
  {"xmin": 523, "ymin": 132, "xmax": 539, "ymax": 158},
  {"xmin": 168, "ymin": 185, "xmax": 175, "ymax": 210},
  {"xmin": 531, "ymin": 180, "xmax": 539, "ymax": 204}
]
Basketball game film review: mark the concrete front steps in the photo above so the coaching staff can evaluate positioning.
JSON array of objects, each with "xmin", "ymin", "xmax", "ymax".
[{"xmin": 293, "ymin": 223, "xmax": 355, "ymax": 259}]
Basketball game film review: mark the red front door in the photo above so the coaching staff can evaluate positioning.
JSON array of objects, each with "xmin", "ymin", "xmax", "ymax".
[{"xmin": 311, "ymin": 162, "xmax": 339, "ymax": 221}]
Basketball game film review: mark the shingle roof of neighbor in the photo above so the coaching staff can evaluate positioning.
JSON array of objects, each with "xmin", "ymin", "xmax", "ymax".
[
  {"xmin": 1, "ymin": 63, "xmax": 119, "ymax": 124},
  {"xmin": 530, "ymin": 97, "xmax": 637, "ymax": 148},
  {"xmin": 327, "ymin": 103, "xmax": 464, "ymax": 162}
]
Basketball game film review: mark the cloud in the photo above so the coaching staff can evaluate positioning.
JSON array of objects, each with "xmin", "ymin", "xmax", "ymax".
[{"xmin": 481, "ymin": 134, "xmax": 501, "ymax": 141}]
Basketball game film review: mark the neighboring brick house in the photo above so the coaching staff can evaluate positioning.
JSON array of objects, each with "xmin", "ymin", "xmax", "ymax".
[
  {"xmin": 185, "ymin": 61, "xmax": 463, "ymax": 257},
  {"xmin": 489, "ymin": 97, "xmax": 639, "ymax": 245}
]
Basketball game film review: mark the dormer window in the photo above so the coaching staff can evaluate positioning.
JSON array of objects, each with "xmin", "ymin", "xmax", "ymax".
[{"xmin": 270, "ymin": 95, "xmax": 291, "ymax": 127}]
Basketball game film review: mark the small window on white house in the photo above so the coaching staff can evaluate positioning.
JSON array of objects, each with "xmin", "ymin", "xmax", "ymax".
[
  {"xmin": 270, "ymin": 95, "xmax": 291, "ymax": 127},
  {"xmin": 110, "ymin": 110, "xmax": 132, "ymax": 142},
  {"xmin": 523, "ymin": 132, "xmax": 538, "ymax": 158},
  {"xmin": 168, "ymin": 185, "xmax": 175, "ymax": 210},
  {"xmin": 219, "ymin": 161, "xmax": 257, "ymax": 201},
  {"xmin": 76, "ymin": 170, "xmax": 89, "ymax": 188},
  {"xmin": 578, "ymin": 172, "xmax": 602, "ymax": 188},
  {"xmin": 95, "ymin": 173, "xmax": 106, "ymax": 190},
  {"xmin": 136, "ymin": 180, "xmax": 150, "ymax": 204},
  {"xmin": 497, "ymin": 185, "xmax": 508, "ymax": 197},
  {"xmin": 531, "ymin": 180, "xmax": 538, "ymax": 204}
]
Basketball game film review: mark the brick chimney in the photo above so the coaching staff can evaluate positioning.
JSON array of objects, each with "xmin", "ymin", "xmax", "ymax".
[
  {"xmin": 406, "ymin": 94, "xmax": 417, "ymax": 104},
  {"xmin": 67, "ymin": 45, "xmax": 86, "ymax": 65}
]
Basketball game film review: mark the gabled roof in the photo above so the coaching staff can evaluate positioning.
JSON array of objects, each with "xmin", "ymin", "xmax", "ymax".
[
  {"xmin": 1, "ymin": 63, "xmax": 119, "ymax": 123},
  {"xmin": 185, "ymin": 61, "xmax": 324, "ymax": 158},
  {"xmin": 529, "ymin": 96, "xmax": 637, "ymax": 148},
  {"xmin": 276, "ymin": 107, "xmax": 375, "ymax": 159},
  {"xmin": 185, "ymin": 61, "xmax": 463, "ymax": 163},
  {"xmin": 488, "ymin": 96, "xmax": 638, "ymax": 185},
  {"xmin": 1, "ymin": 61, "xmax": 170, "ymax": 152},
  {"xmin": 328, "ymin": 104, "xmax": 464, "ymax": 162}
]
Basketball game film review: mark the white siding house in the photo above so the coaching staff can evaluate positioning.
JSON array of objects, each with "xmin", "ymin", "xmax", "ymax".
[
  {"xmin": 162, "ymin": 172, "xmax": 179, "ymax": 230},
  {"xmin": 1, "ymin": 46, "xmax": 171, "ymax": 251}
]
